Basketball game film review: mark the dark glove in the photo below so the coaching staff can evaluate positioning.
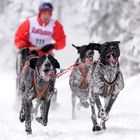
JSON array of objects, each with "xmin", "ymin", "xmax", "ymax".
[
  {"xmin": 41, "ymin": 44, "xmax": 55, "ymax": 52},
  {"xmin": 30, "ymin": 50, "xmax": 38, "ymax": 56},
  {"xmin": 18, "ymin": 47, "xmax": 30, "ymax": 56}
]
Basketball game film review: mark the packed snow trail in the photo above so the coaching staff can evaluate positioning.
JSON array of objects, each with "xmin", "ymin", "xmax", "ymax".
[{"xmin": 0, "ymin": 72, "xmax": 140, "ymax": 140}]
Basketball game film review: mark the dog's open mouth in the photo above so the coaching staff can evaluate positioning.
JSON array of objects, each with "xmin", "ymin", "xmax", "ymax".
[
  {"xmin": 84, "ymin": 57, "xmax": 93, "ymax": 66},
  {"xmin": 43, "ymin": 69, "xmax": 50, "ymax": 73},
  {"xmin": 41, "ymin": 69, "xmax": 54, "ymax": 81},
  {"xmin": 107, "ymin": 53, "xmax": 117, "ymax": 67}
]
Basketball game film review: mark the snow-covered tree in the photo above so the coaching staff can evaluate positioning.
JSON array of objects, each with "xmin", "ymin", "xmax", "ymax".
[
  {"xmin": 0, "ymin": 0, "xmax": 140, "ymax": 77},
  {"xmin": 72, "ymin": 0, "xmax": 140, "ymax": 77}
]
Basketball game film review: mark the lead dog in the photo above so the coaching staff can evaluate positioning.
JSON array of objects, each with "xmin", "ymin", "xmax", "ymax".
[
  {"xmin": 89, "ymin": 41, "xmax": 124, "ymax": 131},
  {"xmin": 69, "ymin": 43, "xmax": 100, "ymax": 119},
  {"xmin": 16, "ymin": 48, "xmax": 59, "ymax": 111},
  {"xmin": 19, "ymin": 52, "xmax": 60, "ymax": 134}
]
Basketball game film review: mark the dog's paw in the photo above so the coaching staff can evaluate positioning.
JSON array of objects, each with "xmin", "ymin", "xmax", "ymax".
[
  {"xmin": 100, "ymin": 120, "xmax": 106, "ymax": 130},
  {"xmin": 36, "ymin": 117, "xmax": 47, "ymax": 126},
  {"xmin": 26, "ymin": 129, "xmax": 32, "ymax": 135},
  {"xmin": 92, "ymin": 124, "xmax": 102, "ymax": 132}
]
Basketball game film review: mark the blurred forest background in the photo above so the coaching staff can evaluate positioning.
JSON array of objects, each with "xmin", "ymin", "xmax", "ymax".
[{"xmin": 0, "ymin": 0, "xmax": 140, "ymax": 78}]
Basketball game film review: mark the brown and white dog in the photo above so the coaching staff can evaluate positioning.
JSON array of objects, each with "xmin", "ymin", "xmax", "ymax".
[{"xmin": 69, "ymin": 43, "xmax": 100, "ymax": 119}]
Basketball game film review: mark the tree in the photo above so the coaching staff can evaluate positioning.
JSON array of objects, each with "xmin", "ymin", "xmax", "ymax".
[{"xmin": 74, "ymin": 0, "xmax": 140, "ymax": 76}]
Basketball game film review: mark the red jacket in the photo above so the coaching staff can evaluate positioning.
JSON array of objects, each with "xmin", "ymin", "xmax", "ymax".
[{"xmin": 15, "ymin": 16, "xmax": 66, "ymax": 55}]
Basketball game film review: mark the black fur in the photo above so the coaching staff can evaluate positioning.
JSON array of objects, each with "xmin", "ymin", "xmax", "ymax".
[{"xmin": 48, "ymin": 55, "xmax": 60, "ymax": 69}]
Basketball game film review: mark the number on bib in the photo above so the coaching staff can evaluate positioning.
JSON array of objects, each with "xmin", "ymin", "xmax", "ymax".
[{"xmin": 36, "ymin": 39, "xmax": 45, "ymax": 46}]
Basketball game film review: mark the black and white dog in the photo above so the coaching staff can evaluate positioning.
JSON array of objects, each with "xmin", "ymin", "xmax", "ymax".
[
  {"xmin": 19, "ymin": 51, "xmax": 60, "ymax": 134},
  {"xmin": 89, "ymin": 41, "xmax": 124, "ymax": 131},
  {"xmin": 16, "ymin": 48, "xmax": 59, "ymax": 111},
  {"xmin": 69, "ymin": 43, "xmax": 100, "ymax": 119}
]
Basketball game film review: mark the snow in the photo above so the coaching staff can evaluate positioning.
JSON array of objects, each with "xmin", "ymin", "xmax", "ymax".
[
  {"xmin": 0, "ymin": 1, "xmax": 140, "ymax": 139},
  {"xmin": 0, "ymin": 72, "xmax": 140, "ymax": 140}
]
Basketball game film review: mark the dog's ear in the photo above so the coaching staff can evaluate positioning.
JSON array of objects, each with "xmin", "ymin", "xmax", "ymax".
[
  {"xmin": 88, "ymin": 43, "xmax": 102, "ymax": 53},
  {"xmin": 103, "ymin": 41, "xmax": 120, "ymax": 46},
  {"xmin": 29, "ymin": 57, "xmax": 38, "ymax": 70},
  {"xmin": 72, "ymin": 44, "xmax": 81, "ymax": 54},
  {"xmin": 48, "ymin": 55, "xmax": 60, "ymax": 69}
]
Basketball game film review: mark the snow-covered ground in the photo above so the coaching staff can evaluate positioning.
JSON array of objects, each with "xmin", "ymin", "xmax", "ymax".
[
  {"xmin": 0, "ymin": 72, "xmax": 140, "ymax": 140},
  {"xmin": 0, "ymin": 3, "xmax": 140, "ymax": 140}
]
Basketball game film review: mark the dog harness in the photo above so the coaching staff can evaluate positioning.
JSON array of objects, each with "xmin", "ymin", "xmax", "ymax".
[
  {"xmin": 33, "ymin": 73, "xmax": 50, "ymax": 99},
  {"xmin": 79, "ymin": 66, "xmax": 89, "ymax": 89},
  {"xmin": 21, "ymin": 60, "xmax": 50, "ymax": 99},
  {"xmin": 21, "ymin": 61, "xmax": 30, "ymax": 80},
  {"xmin": 101, "ymin": 72, "xmax": 119, "ymax": 97}
]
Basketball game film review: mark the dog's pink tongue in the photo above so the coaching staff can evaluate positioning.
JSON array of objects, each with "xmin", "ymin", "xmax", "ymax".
[
  {"xmin": 44, "ymin": 71, "xmax": 54, "ymax": 80},
  {"xmin": 85, "ymin": 58, "xmax": 93, "ymax": 66},
  {"xmin": 110, "ymin": 54, "xmax": 116, "ymax": 65}
]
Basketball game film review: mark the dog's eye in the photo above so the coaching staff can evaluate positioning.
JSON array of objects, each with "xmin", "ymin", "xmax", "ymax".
[
  {"xmin": 112, "ymin": 53, "xmax": 115, "ymax": 57},
  {"xmin": 86, "ymin": 55, "xmax": 93, "ymax": 58},
  {"xmin": 45, "ymin": 63, "xmax": 51, "ymax": 67},
  {"xmin": 106, "ymin": 53, "xmax": 115, "ymax": 59},
  {"xmin": 85, "ymin": 51, "xmax": 94, "ymax": 58},
  {"xmin": 112, "ymin": 46, "xmax": 118, "ymax": 52}
]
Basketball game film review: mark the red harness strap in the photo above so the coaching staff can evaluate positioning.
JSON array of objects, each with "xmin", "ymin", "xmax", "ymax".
[
  {"xmin": 52, "ymin": 62, "xmax": 94, "ymax": 79},
  {"xmin": 79, "ymin": 66, "xmax": 89, "ymax": 89},
  {"xmin": 52, "ymin": 64, "xmax": 77, "ymax": 78}
]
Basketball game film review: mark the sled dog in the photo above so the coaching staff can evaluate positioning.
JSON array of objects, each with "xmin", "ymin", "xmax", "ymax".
[
  {"xmin": 69, "ymin": 43, "xmax": 100, "ymax": 119},
  {"xmin": 19, "ymin": 50, "xmax": 60, "ymax": 134},
  {"xmin": 89, "ymin": 41, "xmax": 124, "ymax": 131}
]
